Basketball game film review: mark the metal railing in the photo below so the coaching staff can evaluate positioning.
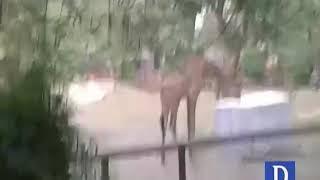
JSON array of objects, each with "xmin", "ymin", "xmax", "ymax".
[{"xmin": 94, "ymin": 122, "xmax": 320, "ymax": 180}]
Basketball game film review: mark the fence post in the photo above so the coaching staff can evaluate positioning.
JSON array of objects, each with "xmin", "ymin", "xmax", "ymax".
[
  {"xmin": 101, "ymin": 157, "xmax": 109, "ymax": 180},
  {"xmin": 178, "ymin": 145, "xmax": 186, "ymax": 180}
]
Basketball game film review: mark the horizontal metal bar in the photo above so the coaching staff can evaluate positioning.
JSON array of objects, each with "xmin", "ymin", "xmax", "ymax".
[{"xmin": 97, "ymin": 122, "xmax": 320, "ymax": 159}]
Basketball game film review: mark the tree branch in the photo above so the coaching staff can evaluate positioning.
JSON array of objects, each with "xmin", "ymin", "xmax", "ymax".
[
  {"xmin": 308, "ymin": 27, "xmax": 312, "ymax": 42},
  {"xmin": 0, "ymin": 0, "xmax": 3, "ymax": 26},
  {"xmin": 91, "ymin": 14, "xmax": 108, "ymax": 34},
  {"xmin": 221, "ymin": 7, "xmax": 237, "ymax": 34},
  {"xmin": 214, "ymin": 0, "xmax": 226, "ymax": 30},
  {"xmin": 128, "ymin": 0, "xmax": 136, "ymax": 9},
  {"xmin": 262, "ymin": 0, "xmax": 302, "ymax": 39},
  {"xmin": 119, "ymin": 0, "xmax": 125, "ymax": 7},
  {"xmin": 211, "ymin": 5, "xmax": 238, "ymax": 42},
  {"xmin": 42, "ymin": 0, "xmax": 49, "ymax": 50},
  {"xmin": 280, "ymin": 0, "xmax": 303, "ymax": 26},
  {"xmin": 59, "ymin": 0, "xmax": 65, "ymax": 16}
]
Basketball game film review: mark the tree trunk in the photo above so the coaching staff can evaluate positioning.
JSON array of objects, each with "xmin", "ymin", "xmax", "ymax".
[
  {"xmin": 107, "ymin": 0, "xmax": 112, "ymax": 45},
  {"xmin": 0, "ymin": 0, "xmax": 3, "ymax": 26},
  {"xmin": 42, "ymin": 0, "xmax": 49, "ymax": 47},
  {"xmin": 219, "ymin": 49, "xmax": 243, "ymax": 99},
  {"xmin": 54, "ymin": 0, "xmax": 64, "ymax": 49},
  {"xmin": 141, "ymin": 46, "xmax": 154, "ymax": 78},
  {"xmin": 187, "ymin": 14, "xmax": 197, "ymax": 44},
  {"xmin": 154, "ymin": 46, "xmax": 161, "ymax": 70},
  {"xmin": 310, "ymin": 61, "xmax": 320, "ymax": 89},
  {"xmin": 215, "ymin": 0, "xmax": 226, "ymax": 32}
]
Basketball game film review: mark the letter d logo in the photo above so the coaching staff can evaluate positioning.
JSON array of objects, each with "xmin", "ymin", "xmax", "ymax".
[
  {"xmin": 273, "ymin": 165, "xmax": 289, "ymax": 180},
  {"xmin": 265, "ymin": 161, "xmax": 295, "ymax": 180}
]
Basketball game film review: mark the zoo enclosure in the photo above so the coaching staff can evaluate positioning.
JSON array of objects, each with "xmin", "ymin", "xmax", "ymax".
[{"xmin": 94, "ymin": 122, "xmax": 320, "ymax": 180}]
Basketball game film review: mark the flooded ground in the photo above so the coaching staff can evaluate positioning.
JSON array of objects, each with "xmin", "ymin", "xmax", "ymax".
[{"xmin": 70, "ymin": 83, "xmax": 320, "ymax": 180}]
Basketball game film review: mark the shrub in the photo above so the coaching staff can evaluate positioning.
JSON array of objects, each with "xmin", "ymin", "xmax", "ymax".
[
  {"xmin": 0, "ymin": 63, "xmax": 72, "ymax": 180},
  {"xmin": 290, "ymin": 61, "xmax": 313, "ymax": 86},
  {"xmin": 242, "ymin": 48, "xmax": 265, "ymax": 82}
]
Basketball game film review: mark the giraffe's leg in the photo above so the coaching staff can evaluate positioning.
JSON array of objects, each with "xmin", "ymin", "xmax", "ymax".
[
  {"xmin": 187, "ymin": 95, "xmax": 199, "ymax": 142},
  {"xmin": 160, "ymin": 106, "xmax": 169, "ymax": 165},
  {"xmin": 170, "ymin": 100, "xmax": 180, "ymax": 143},
  {"xmin": 215, "ymin": 78, "xmax": 221, "ymax": 100},
  {"xmin": 187, "ymin": 92, "xmax": 200, "ymax": 159}
]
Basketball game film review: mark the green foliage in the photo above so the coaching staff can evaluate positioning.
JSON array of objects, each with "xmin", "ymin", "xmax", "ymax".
[
  {"xmin": 4, "ymin": 0, "xmax": 319, "ymax": 84},
  {"xmin": 0, "ymin": 63, "xmax": 72, "ymax": 180},
  {"xmin": 274, "ymin": 29, "xmax": 313, "ymax": 85},
  {"xmin": 291, "ymin": 62, "xmax": 313, "ymax": 85},
  {"xmin": 0, "ymin": 1, "xmax": 77, "ymax": 179},
  {"xmin": 120, "ymin": 60, "xmax": 137, "ymax": 80},
  {"xmin": 242, "ymin": 47, "xmax": 265, "ymax": 82}
]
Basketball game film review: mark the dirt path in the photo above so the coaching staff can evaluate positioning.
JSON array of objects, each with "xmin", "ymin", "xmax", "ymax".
[{"xmin": 71, "ymin": 85, "xmax": 320, "ymax": 180}]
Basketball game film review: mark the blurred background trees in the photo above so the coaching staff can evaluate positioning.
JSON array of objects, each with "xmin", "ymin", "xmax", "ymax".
[
  {"xmin": 1, "ymin": 0, "xmax": 318, "ymax": 85},
  {"xmin": 1, "ymin": 0, "xmax": 319, "ymax": 84}
]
